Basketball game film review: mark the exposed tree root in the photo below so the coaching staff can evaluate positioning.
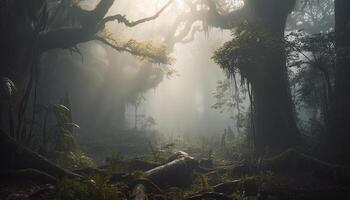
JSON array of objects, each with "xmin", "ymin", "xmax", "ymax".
[
  {"xmin": 231, "ymin": 149, "xmax": 350, "ymax": 184},
  {"xmin": 261, "ymin": 149, "xmax": 350, "ymax": 181}
]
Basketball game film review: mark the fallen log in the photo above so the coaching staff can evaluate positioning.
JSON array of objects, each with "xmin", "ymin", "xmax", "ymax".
[
  {"xmin": 166, "ymin": 150, "xmax": 189, "ymax": 162},
  {"xmin": 145, "ymin": 155, "xmax": 198, "ymax": 188},
  {"xmin": 127, "ymin": 159, "xmax": 162, "ymax": 171},
  {"xmin": 129, "ymin": 152, "xmax": 206, "ymax": 199}
]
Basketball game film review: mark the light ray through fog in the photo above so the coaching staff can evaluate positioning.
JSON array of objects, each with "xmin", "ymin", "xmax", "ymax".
[
  {"xmin": 103, "ymin": 0, "xmax": 236, "ymax": 136},
  {"xmin": 132, "ymin": 29, "xmax": 233, "ymax": 136}
]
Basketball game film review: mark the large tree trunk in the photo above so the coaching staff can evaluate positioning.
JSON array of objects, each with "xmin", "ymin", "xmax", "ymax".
[
  {"xmin": 248, "ymin": 0, "xmax": 299, "ymax": 155},
  {"xmin": 330, "ymin": 0, "xmax": 350, "ymax": 163}
]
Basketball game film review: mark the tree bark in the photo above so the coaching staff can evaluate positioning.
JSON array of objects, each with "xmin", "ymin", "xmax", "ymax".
[
  {"xmin": 330, "ymin": 0, "xmax": 350, "ymax": 163},
  {"xmin": 203, "ymin": 0, "xmax": 299, "ymax": 155},
  {"xmin": 247, "ymin": 0, "xmax": 300, "ymax": 155}
]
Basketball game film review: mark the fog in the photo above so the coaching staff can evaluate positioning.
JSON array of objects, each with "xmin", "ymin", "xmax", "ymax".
[
  {"xmin": 4, "ymin": 0, "xmax": 350, "ymax": 197},
  {"xmin": 40, "ymin": 0, "xmax": 236, "ymax": 145},
  {"xmin": 130, "ymin": 31, "xmax": 232, "ymax": 136}
]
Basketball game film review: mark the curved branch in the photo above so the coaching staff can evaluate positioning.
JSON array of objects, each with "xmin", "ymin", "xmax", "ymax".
[
  {"xmin": 38, "ymin": 0, "xmax": 172, "ymax": 53},
  {"xmin": 100, "ymin": 0, "xmax": 173, "ymax": 27},
  {"xmin": 94, "ymin": 36, "xmax": 135, "ymax": 53},
  {"xmin": 69, "ymin": 0, "xmax": 115, "ymax": 28},
  {"xmin": 94, "ymin": 36, "xmax": 170, "ymax": 64},
  {"xmin": 39, "ymin": 0, "xmax": 115, "ymax": 52},
  {"xmin": 166, "ymin": 0, "xmax": 247, "ymax": 47},
  {"xmin": 203, "ymin": 0, "xmax": 247, "ymax": 29}
]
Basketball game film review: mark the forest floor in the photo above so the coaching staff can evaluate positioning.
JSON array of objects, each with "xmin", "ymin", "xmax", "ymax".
[{"xmin": 1, "ymin": 133, "xmax": 350, "ymax": 200}]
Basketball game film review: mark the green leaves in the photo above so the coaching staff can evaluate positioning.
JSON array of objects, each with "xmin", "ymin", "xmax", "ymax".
[
  {"xmin": 213, "ymin": 24, "xmax": 285, "ymax": 82},
  {"xmin": 0, "ymin": 77, "xmax": 17, "ymax": 100},
  {"xmin": 97, "ymin": 30, "xmax": 173, "ymax": 64},
  {"xmin": 53, "ymin": 104, "xmax": 70, "ymax": 114},
  {"xmin": 63, "ymin": 122, "xmax": 81, "ymax": 130}
]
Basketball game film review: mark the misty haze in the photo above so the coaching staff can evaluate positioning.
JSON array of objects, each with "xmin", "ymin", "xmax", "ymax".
[{"xmin": 1, "ymin": 0, "xmax": 350, "ymax": 199}]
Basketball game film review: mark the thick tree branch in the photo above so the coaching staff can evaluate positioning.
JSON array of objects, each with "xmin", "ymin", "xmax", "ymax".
[
  {"xmin": 94, "ymin": 36, "xmax": 170, "ymax": 64},
  {"xmin": 94, "ymin": 36, "xmax": 135, "ymax": 53},
  {"xmin": 39, "ymin": 0, "xmax": 172, "ymax": 55},
  {"xmin": 38, "ymin": 28, "xmax": 93, "ymax": 52},
  {"xmin": 100, "ymin": 0, "xmax": 173, "ymax": 27},
  {"xmin": 39, "ymin": 0, "xmax": 115, "ymax": 52},
  {"xmin": 203, "ymin": 0, "xmax": 247, "ymax": 29},
  {"xmin": 84, "ymin": 0, "xmax": 115, "ymax": 26},
  {"xmin": 165, "ymin": 1, "xmax": 246, "ymax": 50}
]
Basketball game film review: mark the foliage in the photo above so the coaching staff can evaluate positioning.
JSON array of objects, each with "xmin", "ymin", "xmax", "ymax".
[
  {"xmin": 37, "ymin": 94, "xmax": 95, "ymax": 169},
  {"xmin": 212, "ymin": 78, "xmax": 248, "ymax": 133},
  {"xmin": 212, "ymin": 23, "xmax": 284, "ymax": 82},
  {"xmin": 286, "ymin": 31, "xmax": 336, "ymax": 131},
  {"xmin": 219, "ymin": 129, "xmax": 250, "ymax": 161},
  {"xmin": 147, "ymin": 140, "xmax": 176, "ymax": 162},
  {"xmin": 98, "ymin": 30, "xmax": 173, "ymax": 64},
  {"xmin": 105, "ymin": 150, "xmax": 127, "ymax": 173},
  {"xmin": 56, "ymin": 151, "xmax": 96, "ymax": 169},
  {"xmin": 188, "ymin": 173, "xmax": 212, "ymax": 195},
  {"xmin": 288, "ymin": 0, "xmax": 334, "ymax": 33},
  {"xmin": 56, "ymin": 176, "xmax": 127, "ymax": 200},
  {"xmin": 0, "ymin": 77, "xmax": 17, "ymax": 101},
  {"xmin": 37, "ymin": 94, "xmax": 79, "ymax": 152},
  {"xmin": 159, "ymin": 187, "xmax": 184, "ymax": 200},
  {"xmin": 213, "ymin": 21, "xmax": 336, "ymax": 135}
]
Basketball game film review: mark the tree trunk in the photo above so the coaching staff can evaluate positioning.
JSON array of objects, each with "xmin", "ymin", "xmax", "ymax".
[
  {"xmin": 330, "ymin": 0, "xmax": 350, "ymax": 163},
  {"xmin": 248, "ymin": 0, "xmax": 299, "ymax": 155}
]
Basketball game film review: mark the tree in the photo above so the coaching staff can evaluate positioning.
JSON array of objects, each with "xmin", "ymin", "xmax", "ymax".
[
  {"xmin": 0, "ymin": 0, "xmax": 172, "ymax": 134},
  {"xmin": 288, "ymin": 0, "xmax": 334, "ymax": 34},
  {"xmin": 0, "ymin": 0, "xmax": 172, "ymax": 175},
  {"xmin": 160, "ymin": 0, "xmax": 300, "ymax": 155},
  {"xmin": 200, "ymin": 0, "xmax": 299, "ymax": 155},
  {"xmin": 285, "ymin": 1, "xmax": 335, "ymax": 135},
  {"xmin": 330, "ymin": 0, "xmax": 350, "ymax": 163},
  {"xmin": 1, "ymin": 0, "xmax": 172, "ymax": 83}
]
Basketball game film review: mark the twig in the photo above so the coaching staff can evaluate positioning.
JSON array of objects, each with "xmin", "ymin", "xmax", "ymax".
[{"xmin": 100, "ymin": 0, "xmax": 174, "ymax": 27}]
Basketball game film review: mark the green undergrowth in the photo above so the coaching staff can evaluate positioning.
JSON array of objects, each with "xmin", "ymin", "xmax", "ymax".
[{"xmin": 55, "ymin": 175, "xmax": 128, "ymax": 200}]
